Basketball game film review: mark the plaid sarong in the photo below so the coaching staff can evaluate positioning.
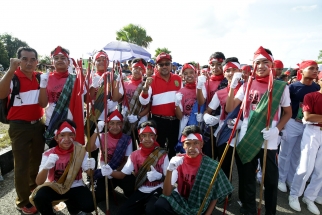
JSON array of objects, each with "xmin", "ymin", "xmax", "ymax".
[
  {"xmin": 236, "ymin": 80, "xmax": 286, "ymax": 164},
  {"xmin": 44, "ymin": 74, "xmax": 76, "ymax": 145},
  {"xmin": 122, "ymin": 82, "xmax": 144, "ymax": 135},
  {"xmin": 134, "ymin": 147, "xmax": 167, "ymax": 190},
  {"xmin": 108, "ymin": 134, "xmax": 131, "ymax": 169},
  {"xmin": 161, "ymin": 155, "xmax": 233, "ymax": 215}
]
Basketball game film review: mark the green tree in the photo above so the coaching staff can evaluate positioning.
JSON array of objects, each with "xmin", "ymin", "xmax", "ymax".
[
  {"xmin": 39, "ymin": 55, "xmax": 51, "ymax": 65},
  {"xmin": 317, "ymin": 50, "xmax": 322, "ymax": 64},
  {"xmin": 0, "ymin": 41, "xmax": 9, "ymax": 70},
  {"xmin": 154, "ymin": 47, "xmax": 171, "ymax": 57},
  {"xmin": 116, "ymin": 24, "xmax": 153, "ymax": 48},
  {"xmin": 0, "ymin": 33, "xmax": 28, "ymax": 59}
]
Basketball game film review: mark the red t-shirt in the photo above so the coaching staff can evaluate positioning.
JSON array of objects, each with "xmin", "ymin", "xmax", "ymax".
[
  {"xmin": 7, "ymin": 69, "xmax": 44, "ymax": 121},
  {"xmin": 303, "ymin": 91, "xmax": 322, "ymax": 127}
]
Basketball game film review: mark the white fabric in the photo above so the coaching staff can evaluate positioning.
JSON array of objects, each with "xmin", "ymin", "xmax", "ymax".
[
  {"xmin": 147, "ymin": 165, "xmax": 163, "ymax": 182},
  {"xmin": 82, "ymin": 158, "xmax": 95, "ymax": 171},
  {"xmin": 195, "ymin": 113, "xmax": 203, "ymax": 122},
  {"xmin": 40, "ymin": 73, "xmax": 49, "ymax": 88},
  {"xmin": 184, "ymin": 133, "xmax": 202, "ymax": 141},
  {"xmin": 197, "ymin": 75, "xmax": 207, "ymax": 89},
  {"xmin": 278, "ymin": 118, "xmax": 305, "ymax": 184},
  {"xmin": 107, "ymin": 99, "xmax": 118, "ymax": 112},
  {"xmin": 179, "ymin": 115, "xmax": 189, "ymax": 139},
  {"xmin": 90, "ymin": 75, "xmax": 101, "ymax": 88},
  {"xmin": 121, "ymin": 153, "xmax": 169, "ymax": 193},
  {"xmin": 230, "ymin": 72, "xmax": 242, "ymax": 89},
  {"xmin": 175, "ymin": 93, "xmax": 183, "ymax": 106},
  {"xmin": 12, "ymin": 89, "xmax": 40, "ymax": 106},
  {"xmin": 128, "ymin": 114, "xmax": 138, "ymax": 123},
  {"xmin": 203, "ymin": 113, "xmax": 219, "ymax": 126},
  {"xmin": 208, "ymin": 93, "xmax": 220, "ymax": 110},
  {"xmin": 101, "ymin": 164, "xmax": 113, "ymax": 176},
  {"xmin": 95, "ymin": 121, "xmax": 105, "ymax": 133},
  {"xmin": 236, "ymin": 85, "xmax": 291, "ymax": 149},
  {"xmin": 152, "ymin": 91, "xmax": 176, "ymax": 106},
  {"xmin": 290, "ymin": 125, "xmax": 322, "ymax": 201},
  {"xmin": 41, "ymin": 154, "xmax": 59, "ymax": 171},
  {"xmin": 261, "ymin": 127, "xmax": 279, "ymax": 141}
]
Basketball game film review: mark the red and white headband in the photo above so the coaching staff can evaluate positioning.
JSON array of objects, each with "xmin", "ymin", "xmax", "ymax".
[
  {"xmin": 107, "ymin": 110, "xmax": 123, "ymax": 122},
  {"xmin": 223, "ymin": 62, "xmax": 240, "ymax": 72},
  {"xmin": 138, "ymin": 125, "xmax": 157, "ymax": 135},
  {"xmin": 132, "ymin": 60, "xmax": 146, "ymax": 73},
  {"xmin": 209, "ymin": 57, "xmax": 224, "ymax": 64},
  {"xmin": 182, "ymin": 63, "xmax": 196, "ymax": 72},
  {"xmin": 94, "ymin": 51, "xmax": 109, "ymax": 61},
  {"xmin": 253, "ymin": 46, "xmax": 274, "ymax": 62},
  {"xmin": 52, "ymin": 46, "xmax": 69, "ymax": 58},
  {"xmin": 181, "ymin": 133, "xmax": 203, "ymax": 142},
  {"xmin": 54, "ymin": 121, "xmax": 76, "ymax": 136}
]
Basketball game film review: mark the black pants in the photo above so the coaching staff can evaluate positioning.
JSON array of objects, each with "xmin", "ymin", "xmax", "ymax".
[
  {"xmin": 117, "ymin": 187, "xmax": 163, "ymax": 215},
  {"xmin": 33, "ymin": 186, "xmax": 94, "ymax": 215},
  {"xmin": 236, "ymin": 149, "xmax": 278, "ymax": 215},
  {"xmin": 217, "ymin": 144, "xmax": 235, "ymax": 181},
  {"xmin": 151, "ymin": 115, "xmax": 180, "ymax": 159},
  {"xmin": 95, "ymin": 174, "xmax": 136, "ymax": 203}
]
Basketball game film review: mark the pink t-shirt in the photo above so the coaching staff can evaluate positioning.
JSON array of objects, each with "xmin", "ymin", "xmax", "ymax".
[
  {"xmin": 122, "ymin": 81, "xmax": 141, "ymax": 107},
  {"xmin": 205, "ymin": 79, "xmax": 221, "ymax": 100},
  {"xmin": 47, "ymin": 75, "xmax": 67, "ymax": 104},
  {"xmin": 178, "ymin": 87, "xmax": 196, "ymax": 116}
]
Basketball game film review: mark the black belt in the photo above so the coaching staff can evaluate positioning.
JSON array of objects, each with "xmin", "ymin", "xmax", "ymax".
[
  {"xmin": 152, "ymin": 114, "xmax": 177, "ymax": 120},
  {"xmin": 10, "ymin": 118, "xmax": 42, "ymax": 125}
]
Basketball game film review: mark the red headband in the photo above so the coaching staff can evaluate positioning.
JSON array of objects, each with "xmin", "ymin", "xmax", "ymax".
[
  {"xmin": 209, "ymin": 57, "xmax": 224, "ymax": 64},
  {"xmin": 182, "ymin": 63, "xmax": 196, "ymax": 72},
  {"xmin": 223, "ymin": 62, "xmax": 240, "ymax": 72},
  {"xmin": 241, "ymin": 65, "xmax": 251, "ymax": 73},
  {"xmin": 147, "ymin": 64, "xmax": 153, "ymax": 69},
  {"xmin": 299, "ymin": 60, "xmax": 317, "ymax": 70},
  {"xmin": 132, "ymin": 60, "xmax": 146, "ymax": 73},
  {"xmin": 181, "ymin": 133, "xmax": 203, "ymax": 142},
  {"xmin": 52, "ymin": 46, "xmax": 69, "ymax": 58},
  {"xmin": 138, "ymin": 125, "xmax": 157, "ymax": 135},
  {"xmin": 274, "ymin": 60, "xmax": 284, "ymax": 69},
  {"xmin": 107, "ymin": 110, "xmax": 123, "ymax": 122},
  {"xmin": 95, "ymin": 51, "xmax": 109, "ymax": 61},
  {"xmin": 55, "ymin": 121, "xmax": 76, "ymax": 136},
  {"xmin": 253, "ymin": 46, "xmax": 274, "ymax": 62}
]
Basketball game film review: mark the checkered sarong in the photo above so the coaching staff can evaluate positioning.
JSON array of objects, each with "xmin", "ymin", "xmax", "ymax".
[{"xmin": 236, "ymin": 80, "xmax": 286, "ymax": 164}]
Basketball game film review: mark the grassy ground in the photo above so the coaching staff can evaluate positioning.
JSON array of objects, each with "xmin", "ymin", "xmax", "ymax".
[{"xmin": 0, "ymin": 123, "xmax": 10, "ymax": 149}]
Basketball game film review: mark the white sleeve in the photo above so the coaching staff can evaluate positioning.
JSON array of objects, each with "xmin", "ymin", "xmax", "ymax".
[
  {"xmin": 94, "ymin": 136, "xmax": 100, "ymax": 149},
  {"xmin": 280, "ymin": 85, "xmax": 291, "ymax": 107},
  {"xmin": 208, "ymin": 93, "xmax": 220, "ymax": 110},
  {"xmin": 38, "ymin": 154, "xmax": 48, "ymax": 172},
  {"xmin": 121, "ymin": 154, "xmax": 134, "ymax": 175},
  {"xmin": 139, "ymin": 86, "xmax": 152, "ymax": 105},
  {"xmin": 202, "ymin": 83, "xmax": 207, "ymax": 99},
  {"xmin": 119, "ymin": 81, "xmax": 124, "ymax": 96},
  {"xmin": 171, "ymin": 169, "xmax": 178, "ymax": 185},
  {"xmin": 235, "ymin": 85, "xmax": 245, "ymax": 101},
  {"xmin": 125, "ymin": 140, "xmax": 133, "ymax": 156},
  {"xmin": 81, "ymin": 152, "xmax": 89, "ymax": 171},
  {"xmin": 162, "ymin": 155, "xmax": 170, "ymax": 175}
]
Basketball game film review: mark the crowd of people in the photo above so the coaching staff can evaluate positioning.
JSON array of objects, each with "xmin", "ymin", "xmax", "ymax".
[{"xmin": 0, "ymin": 45, "xmax": 322, "ymax": 215}]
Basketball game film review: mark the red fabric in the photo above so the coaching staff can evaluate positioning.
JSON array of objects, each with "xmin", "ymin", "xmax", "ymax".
[
  {"xmin": 156, "ymin": 52, "xmax": 172, "ymax": 63},
  {"xmin": 130, "ymin": 78, "xmax": 142, "ymax": 86},
  {"xmin": 297, "ymin": 70, "xmax": 302, "ymax": 81},
  {"xmin": 303, "ymin": 92, "xmax": 322, "ymax": 127},
  {"xmin": 285, "ymin": 71, "xmax": 291, "ymax": 75},
  {"xmin": 177, "ymin": 87, "xmax": 196, "ymax": 116},
  {"xmin": 274, "ymin": 60, "xmax": 284, "ymax": 69},
  {"xmin": 56, "ymin": 121, "xmax": 76, "ymax": 136},
  {"xmin": 107, "ymin": 109, "xmax": 123, "ymax": 122},
  {"xmin": 210, "ymin": 74, "xmax": 224, "ymax": 81},
  {"xmin": 208, "ymin": 57, "xmax": 224, "ymax": 64},
  {"xmin": 7, "ymin": 68, "xmax": 44, "ymax": 121},
  {"xmin": 138, "ymin": 126, "xmax": 157, "ymax": 135},
  {"xmin": 107, "ymin": 131, "xmax": 122, "ymax": 139},
  {"xmin": 47, "ymin": 74, "xmax": 67, "ymax": 103},
  {"xmin": 241, "ymin": 65, "xmax": 251, "ymax": 73},
  {"xmin": 69, "ymin": 67, "xmax": 85, "ymax": 144},
  {"xmin": 132, "ymin": 60, "xmax": 146, "ymax": 73},
  {"xmin": 299, "ymin": 60, "xmax": 317, "ymax": 70},
  {"xmin": 182, "ymin": 63, "xmax": 196, "ymax": 71},
  {"xmin": 94, "ymin": 51, "xmax": 109, "ymax": 61},
  {"xmin": 223, "ymin": 62, "xmax": 240, "ymax": 73},
  {"xmin": 255, "ymin": 75, "xmax": 270, "ymax": 84},
  {"xmin": 253, "ymin": 46, "xmax": 273, "ymax": 62},
  {"xmin": 96, "ymin": 71, "xmax": 104, "ymax": 76},
  {"xmin": 51, "ymin": 46, "xmax": 69, "ymax": 58},
  {"xmin": 123, "ymin": 80, "xmax": 141, "ymax": 107},
  {"xmin": 205, "ymin": 79, "xmax": 222, "ymax": 100},
  {"xmin": 184, "ymin": 83, "xmax": 196, "ymax": 89},
  {"xmin": 139, "ymin": 142, "xmax": 160, "ymax": 157},
  {"xmin": 53, "ymin": 71, "xmax": 69, "ymax": 79},
  {"xmin": 54, "ymin": 144, "xmax": 74, "ymax": 155}
]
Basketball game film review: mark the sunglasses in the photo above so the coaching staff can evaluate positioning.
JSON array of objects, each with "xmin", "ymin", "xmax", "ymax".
[{"xmin": 158, "ymin": 62, "xmax": 171, "ymax": 67}]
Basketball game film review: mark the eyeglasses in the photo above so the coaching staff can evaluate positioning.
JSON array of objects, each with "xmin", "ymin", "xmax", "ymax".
[{"xmin": 158, "ymin": 62, "xmax": 171, "ymax": 67}]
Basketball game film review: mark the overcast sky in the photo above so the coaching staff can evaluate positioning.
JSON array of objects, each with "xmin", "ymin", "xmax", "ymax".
[{"xmin": 1, "ymin": 0, "xmax": 321, "ymax": 67}]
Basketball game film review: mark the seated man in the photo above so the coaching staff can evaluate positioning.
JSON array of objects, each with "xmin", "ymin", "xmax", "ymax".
[
  {"xmin": 154, "ymin": 125, "xmax": 233, "ymax": 215},
  {"xmin": 30, "ymin": 119, "xmax": 95, "ymax": 215},
  {"xmin": 101, "ymin": 120, "xmax": 169, "ymax": 215},
  {"xmin": 89, "ymin": 109, "xmax": 134, "ymax": 201}
]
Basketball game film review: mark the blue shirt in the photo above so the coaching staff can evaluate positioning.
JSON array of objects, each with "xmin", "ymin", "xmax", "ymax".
[{"xmin": 289, "ymin": 81, "xmax": 320, "ymax": 119}]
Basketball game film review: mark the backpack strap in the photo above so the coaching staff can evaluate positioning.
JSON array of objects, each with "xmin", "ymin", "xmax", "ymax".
[{"xmin": 8, "ymin": 74, "xmax": 20, "ymax": 112}]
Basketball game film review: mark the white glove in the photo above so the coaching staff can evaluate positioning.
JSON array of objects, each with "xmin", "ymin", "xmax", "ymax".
[
  {"xmin": 147, "ymin": 165, "xmax": 162, "ymax": 182},
  {"xmin": 91, "ymin": 75, "xmax": 101, "ymax": 88},
  {"xmin": 40, "ymin": 72, "xmax": 50, "ymax": 88},
  {"xmin": 101, "ymin": 164, "xmax": 113, "ymax": 176},
  {"xmin": 83, "ymin": 158, "xmax": 95, "ymax": 171},
  {"xmin": 197, "ymin": 75, "xmax": 207, "ymax": 89},
  {"xmin": 43, "ymin": 154, "xmax": 59, "ymax": 170},
  {"xmin": 195, "ymin": 113, "xmax": 204, "ymax": 122},
  {"xmin": 128, "ymin": 114, "xmax": 138, "ymax": 123},
  {"xmin": 261, "ymin": 127, "xmax": 279, "ymax": 141},
  {"xmin": 95, "ymin": 121, "xmax": 105, "ymax": 133},
  {"xmin": 231, "ymin": 72, "xmax": 242, "ymax": 89},
  {"xmin": 121, "ymin": 106, "xmax": 128, "ymax": 118},
  {"xmin": 203, "ymin": 113, "xmax": 219, "ymax": 126},
  {"xmin": 175, "ymin": 93, "xmax": 183, "ymax": 106},
  {"xmin": 107, "ymin": 99, "xmax": 118, "ymax": 112},
  {"xmin": 167, "ymin": 156, "xmax": 184, "ymax": 171},
  {"xmin": 228, "ymin": 118, "xmax": 242, "ymax": 129}
]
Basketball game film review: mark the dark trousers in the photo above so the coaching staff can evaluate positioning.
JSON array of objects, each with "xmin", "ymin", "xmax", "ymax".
[
  {"xmin": 236, "ymin": 149, "xmax": 278, "ymax": 215},
  {"xmin": 151, "ymin": 115, "xmax": 180, "ymax": 159},
  {"xmin": 33, "ymin": 186, "xmax": 94, "ymax": 215},
  {"xmin": 217, "ymin": 144, "xmax": 234, "ymax": 183},
  {"xmin": 95, "ymin": 174, "xmax": 135, "ymax": 203},
  {"xmin": 117, "ymin": 187, "xmax": 163, "ymax": 215},
  {"xmin": 9, "ymin": 120, "xmax": 45, "ymax": 207}
]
